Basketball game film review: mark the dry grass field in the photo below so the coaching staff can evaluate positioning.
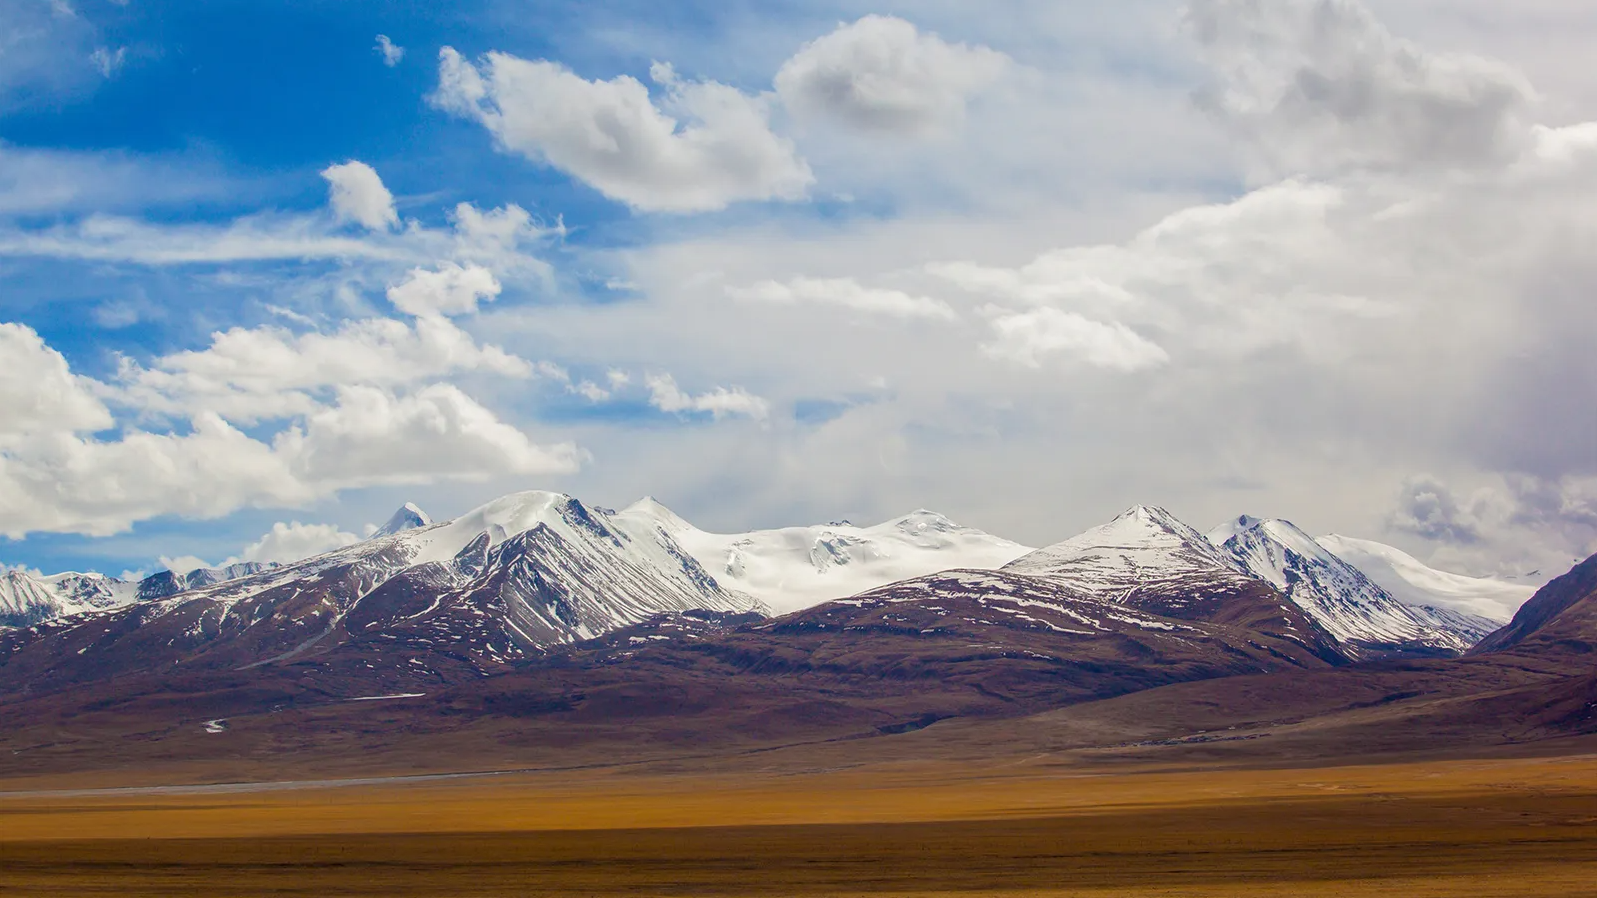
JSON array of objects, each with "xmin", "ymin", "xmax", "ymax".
[{"xmin": 2, "ymin": 753, "xmax": 1596, "ymax": 897}]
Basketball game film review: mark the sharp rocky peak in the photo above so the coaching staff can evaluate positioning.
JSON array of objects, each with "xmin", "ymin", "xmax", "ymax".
[{"xmin": 373, "ymin": 502, "xmax": 432, "ymax": 539}]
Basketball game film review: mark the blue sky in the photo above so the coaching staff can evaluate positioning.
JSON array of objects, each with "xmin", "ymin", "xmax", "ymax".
[{"xmin": 1, "ymin": 0, "xmax": 1595, "ymax": 580}]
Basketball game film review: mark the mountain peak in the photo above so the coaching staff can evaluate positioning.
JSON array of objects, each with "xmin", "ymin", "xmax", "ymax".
[
  {"xmin": 1216, "ymin": 520, "xmax": 1496, "ymax": 658},
  {"xmin": 1206, "ymin": 514, "xmax": 1265, "ymax": 545},
  {"xmin": 1003, "ymin": 505, "xmax": 1249, "ymax": 588},
  {"xmin": 1105, "ymin": 505, "xmax": 1205, "ymax": 539},
  {"xmin": 620, "ymin": 496, "xmax": 694, "ymax": 534},
  {"xmin": 373, "ymin": 502, "xmax": 432, "ymax": 538},
  {"xmin": 890, "ymin": 509, "xmax": 960, "ymax": 535},
  {"xmin": 1117, "ymin": 504, "xmax": 1179, "ymax": 522}
]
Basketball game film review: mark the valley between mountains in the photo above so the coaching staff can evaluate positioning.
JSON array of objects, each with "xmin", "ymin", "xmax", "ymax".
[{"xmin": 0, "ymin": 489, "xmax": 1588, "ymax": 783}]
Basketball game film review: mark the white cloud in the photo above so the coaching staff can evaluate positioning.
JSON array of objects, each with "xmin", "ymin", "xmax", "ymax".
[
  {"xmin": 0, "ymin": 379, "xmax": 581, "ymax": 539},
  {"xmin": 451, "ymin": 201, "xmax": 559, "ymax": 256},
  {"xmin": 8, "ymin": 0, "xmax": 1597, "ymax": 586},
  {"xmin": 0, "ymin": 145, "xmax": 229, "ymax": 218},
  {"xmin": 0, "ymin": 322, "xmax": 114, "ymax": 446},
  {"xmin": 559, "ymin": 0, "xmax": 1597, "ymax": 577},
  {"xmin": 276, "ymin": 384, "xmax": 582, "ymax": 488},
  {"xmin": 117, "ymin": 315, "xmax": 533, "ymax": 424},
  {"xmin": 0, "ymin": 413, "xmax": 314, "ymax": 538},
  {"xmin": 241, "ymin": 520, "xmax": 361, "ymax": 564},
  {"xmin": 0, "ymin": 212, "xmax": 413, "ymax": 264},
  {"xmin": 924, "ymin": 179, "xmax": 1379, "ymax": 363},
  {"xmin": 0, "ymin": 199, "xmax": 553, "ymax": 276},
  {"xmin": 646, "ymin": 374, "xmax": 769, "ymax": 421},
  {"xmin": 92, "ymin": 300, "xmax": 144, "ymax": 329},
  {"xmin": 90, "ymin": 46, "xmax": 125, "ymax": 78},
  {"xmin": 1187, "ymin": 0, "xmax": 1535, "ymax": 175},
  {"xmin": 574, "ymin": 380, "xmax": 611, "ymax": 401},
  {"xmin": 374, "ymin": 34, "xmax": 404, "ymax": 67},
  {"xmin": 321, "ymin": 160, "xmax": 399, "ymax": 231},
  {"xmin": 386, "ymin": 262, "xmax": 502, "ymax": 317},
  {"xmin": 157, "ymin": 555, "xmax": 219, "ymax": 576},
  {"xmin": 432, "ymin": 47, "xmax": 813, "ymax": 212},
  {"xmin": 775, "ymin": 15, "xmax": 1009, "ymax": 135},
  {"xmin": 1388, "ymin": 474, "xmax": 1489, "ymax": 544},
  {"xmin": 981, "ymin": 306, "xmax": 1169, "ymax": 371},
  {"xmin": 0, "ymin": 315, "xmax": 581, "ymax": 538},
  {"xmin": 729, "ymin": 276, "xmax": 957, "ymax": 320},
  {"xmin": 1386, "ymin": 473, "xmax": 1597, "ymax": 577}
]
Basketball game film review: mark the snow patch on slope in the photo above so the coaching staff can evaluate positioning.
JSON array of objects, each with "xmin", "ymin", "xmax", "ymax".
[
  {"xmin": 1317, "ymin": 534, "xmax": 1531, "ymax": 622},
  {"xmin": 624, "ymin": 502, "xmax": 1033, "ymax": 614}
]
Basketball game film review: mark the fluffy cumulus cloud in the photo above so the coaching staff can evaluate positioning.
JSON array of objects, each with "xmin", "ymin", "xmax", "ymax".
[
  {"xmin": 0, "ymin": 145, "xmax": 592, "ymax": 542},
  {"xmin": 276, "ymin": 384, "xmax": 581, "ymax": 488},
  {"xmin": 432, "ymin": 49, "xmax": 812, "ymax": 212},
  {"xmin": 450, "ymin": 201, "xmax": 557, "ymax": 257},
  {"xmin": 386, "ymin": 262, "xmax": 502, "ymax": 317},
  {"xmin": 321, "ymin": 160, "xmax": 399, "ymax": 231},
  {"xmin": 0, "ymin": 319, "xmax": 578, "ymax": 538},
  {"xmin": 0, "ymin": 412, "xmax": 311, "ymax": 538},
  {"xmin": 117, "ymin": 315, "xmax": 534, "ymax": 423},
  {"xmin": 775, "ymin": 15, "xmax": 1009, "ymax": 135},
  {"xmin": 646, "ymin": 375, "xmax": 769, "ymax": 421},
  {"xmin": 729, "ymin": 277, "xmax": 956, "ymax": 321},
  {"xmin": 0, "ymin": 322, "xmax": 113, "ymax": 444},
  {"xmin": 241, "ymin": 520, "xmax": 361, "ymax": 565},
  {"xmin": 981, "ymin": 307, "xmax": 1169, "ymax": 371},
  {"xmin": 1187, "ymin": 0, "xmax": 1535, "ymax": 175}
]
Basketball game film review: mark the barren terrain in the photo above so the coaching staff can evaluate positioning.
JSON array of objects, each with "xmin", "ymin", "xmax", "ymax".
[{"xmin": 3, "ymin": 750, "xmax": 1597, "ymax": 897}]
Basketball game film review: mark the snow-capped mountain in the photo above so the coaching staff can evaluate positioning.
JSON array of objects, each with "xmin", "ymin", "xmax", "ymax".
[
  {"xmin": 0, "ymin": 563, "xmax": 269, "ymax": 629},
  {"xmin": 1, "ymin": 571, "xmax": 74, "ymax": 628},
  {"xmin": 1211, "ymin": 517, "xmax": 1499, "ymax": 658},
  {"xmin": 626, "ymin": 499, "xmax": 1033, "ymax": 614},
  {"xmin": 0, "ymin": 491, "xmax": 1529, "ymax": 686},
  {"xmin": 1003, "ymin": 505, "xmax": 1255, "ymax": 600},
  {"xmin": 361, "ymin": 491, "xmax": 766, "ymax": 655},
  {"xmin": 997, "ymin": 506, "xmax": 1345, "ymax": 661},
  {"xmin": 0, "ymin": 493, "xmax": 767, "ymax": 694},
  {"xmin": 372, "ymin": 502, "xmax": 432, "ymax": 538},
  {"xmin": 135, "ymin": 562, "xmax": 278, "ymax": 601},
  {"xmin": 1316, "ymin": 535, "xmax": 1533, "ymax": 623}
]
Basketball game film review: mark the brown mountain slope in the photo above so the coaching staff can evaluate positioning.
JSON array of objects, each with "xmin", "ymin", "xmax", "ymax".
[
  {"xmin": 878, "ymin": 552, "xmax": 1597, "ymax": 769},
  {"xmin": 1470, "ymin": 553, "xmax": 1597, "ymax": 656},
  {"xmin": 0, "ymin": 569, "xmax": 1346, "ymax": 782}
]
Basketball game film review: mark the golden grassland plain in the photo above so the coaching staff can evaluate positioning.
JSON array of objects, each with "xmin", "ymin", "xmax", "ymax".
[{"xmin": 2, "ymin": 754, "xmax": 1597, "ymax": 896}]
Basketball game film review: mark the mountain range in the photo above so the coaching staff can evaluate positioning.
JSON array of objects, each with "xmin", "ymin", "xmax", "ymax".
[
  {"xmin": 0, "ymin": 493, "xmax": 1525, "ymax": 657},
  {"xmin": 0, "ymin": 487, "xmax": 1573, "ymax": 781}
]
